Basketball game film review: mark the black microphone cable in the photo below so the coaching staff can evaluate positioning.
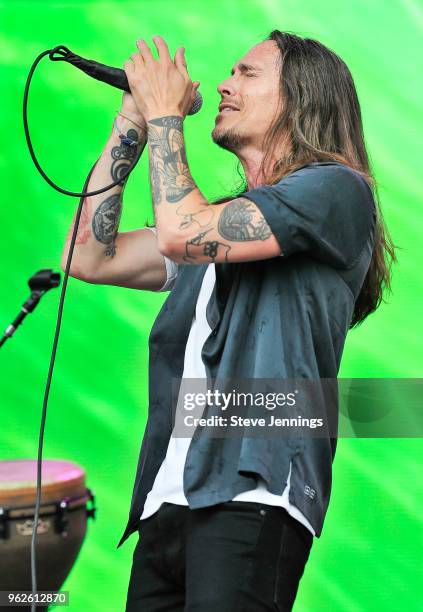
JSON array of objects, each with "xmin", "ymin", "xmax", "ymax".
[
  {"xmin": 24, "ymin": 47, "xmax": 146, "ymax": 197},
  {"xmin": 23, "ymin": 48, "xmax": 146, "ymax": 612}
]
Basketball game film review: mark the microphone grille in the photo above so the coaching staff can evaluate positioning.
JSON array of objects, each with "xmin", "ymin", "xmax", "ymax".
[{"xmin": 188, "ymin": 90, "xmax": 203, "ymax": 116}]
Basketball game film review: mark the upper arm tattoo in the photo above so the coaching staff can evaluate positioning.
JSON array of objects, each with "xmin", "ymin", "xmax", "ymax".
[
  {"xmin": 217, "ymin": 198, "xmax": 271, "ymax": 241},
  {"xmin": 182, "ymin": 197, "xmax": 272, "ymax": 264}
]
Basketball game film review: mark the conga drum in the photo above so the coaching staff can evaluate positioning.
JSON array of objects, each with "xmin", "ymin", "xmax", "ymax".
[{"xmin": 0, "ymin": 459, "xmax": 96, "ymax": 610}]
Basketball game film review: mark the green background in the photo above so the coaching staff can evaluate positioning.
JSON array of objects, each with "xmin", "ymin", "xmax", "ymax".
[{"xmin": 1, "ymin": 1, "xmax": 421, "ymax": 610}]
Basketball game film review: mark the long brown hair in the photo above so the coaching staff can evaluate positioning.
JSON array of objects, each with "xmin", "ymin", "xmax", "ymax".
[{"xmin": 212, "ymin": 30, "xmax": 398, "ymax": 329}]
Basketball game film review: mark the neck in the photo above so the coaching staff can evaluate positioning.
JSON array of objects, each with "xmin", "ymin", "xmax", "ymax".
[{"xmin": 237, "ymin": 142, "xmax": 285, "ymax": 190}]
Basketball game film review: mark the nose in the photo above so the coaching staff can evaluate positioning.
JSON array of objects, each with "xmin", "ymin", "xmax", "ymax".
[{"xmin": 217, "ymin": 75, "xmax": 236, "ymax": 97}]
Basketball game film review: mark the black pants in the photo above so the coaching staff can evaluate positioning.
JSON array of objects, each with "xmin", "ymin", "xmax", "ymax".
[{"xmin": 125, "ymin": 501, "xmax": 313, "ymax": 611}]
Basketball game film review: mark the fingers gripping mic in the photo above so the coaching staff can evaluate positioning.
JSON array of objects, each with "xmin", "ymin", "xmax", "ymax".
[{"xmin": 49, "ymin": 45, "xmax": 203, "ymax": 115}]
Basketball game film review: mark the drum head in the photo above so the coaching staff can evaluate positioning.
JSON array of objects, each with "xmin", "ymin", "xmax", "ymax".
[{"xmin": 0, "ymin": 460, "xmax": 86, "ymax": 507}]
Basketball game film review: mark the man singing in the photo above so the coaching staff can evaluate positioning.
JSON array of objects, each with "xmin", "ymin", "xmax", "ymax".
[{"xmin": 61, "ymin": 30, "xmax": 394, "ymax": 611}]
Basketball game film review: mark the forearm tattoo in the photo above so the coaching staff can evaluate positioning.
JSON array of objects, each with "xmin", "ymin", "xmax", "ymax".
[
  {"xmin": 90, "ymin": 127, "xmax": 142, "ymax": 257},
  {"xmin": 111, "ymin": 128, "xmax": 140, "ymax": 183},
  {"xmin": 92, "ymin": 193, "xmax": 122, "ymax": 257},
  {"xmin": 147, "ymin": 116, "xmax": 195, "ymax": 205},
  {"xmin": 146, "ymin": 117, "xmax": 271, "ymax": 264}
]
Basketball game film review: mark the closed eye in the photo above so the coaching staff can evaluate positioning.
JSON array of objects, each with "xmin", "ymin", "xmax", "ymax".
[{"xmin": 230, "ymin": 72, "xmax": 256, "ymax": 78}]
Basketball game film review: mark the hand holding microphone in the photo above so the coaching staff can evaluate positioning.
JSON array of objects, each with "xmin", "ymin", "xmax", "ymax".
[
  {"xmin": 47, "ymin": 41, "xmax": 203, "ymax": 119},
  {"xmin": 123, "ymin": 36, "xmax": 201, "ymax": 122},
  {"xmin": 22, "ymin": 41, "xmax": 203, "ymax": 199}
]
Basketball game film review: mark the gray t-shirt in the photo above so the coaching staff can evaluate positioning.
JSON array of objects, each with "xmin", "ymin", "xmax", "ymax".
[{"xmin": 119, "ymin": 161, "xmax": 376, "ymax": 547}]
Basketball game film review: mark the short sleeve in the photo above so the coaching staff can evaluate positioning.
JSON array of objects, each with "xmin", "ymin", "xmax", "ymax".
[
  {"xmin": 144, "ymin": 226, "xmax": 179, "ymax": 291},
  {"xmin": 242, "ymin": 163, "xmax": 376, "ymax": 270}
]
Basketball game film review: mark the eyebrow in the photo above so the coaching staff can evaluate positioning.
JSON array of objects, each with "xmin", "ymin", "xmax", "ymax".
[{"xmin": 230, "ymin": 62, "xmax": 262, "ymax": 75}]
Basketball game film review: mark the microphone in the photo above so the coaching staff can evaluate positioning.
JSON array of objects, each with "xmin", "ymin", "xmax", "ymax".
[{"xmin": 49, "ymin": 45, "xmax": 203, "ymax": 115}]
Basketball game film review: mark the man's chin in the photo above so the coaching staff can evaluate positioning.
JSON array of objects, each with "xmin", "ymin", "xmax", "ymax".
[{"xmin": 211, "ymin": 126, "xmax": 250, "ymax": 153}]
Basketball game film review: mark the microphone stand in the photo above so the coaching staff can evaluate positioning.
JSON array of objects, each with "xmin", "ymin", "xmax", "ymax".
[{"xmin": 0, "ymin": 270, "xmax": 61, "ymax": 348}]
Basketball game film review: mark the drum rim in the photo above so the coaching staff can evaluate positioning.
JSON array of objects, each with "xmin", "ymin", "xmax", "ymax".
[{"xmin": 0, "ymin": 488, "xmax": 94, "ymax": 520}]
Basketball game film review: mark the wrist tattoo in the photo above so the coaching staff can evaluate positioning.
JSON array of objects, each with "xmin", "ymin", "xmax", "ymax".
[
  {"xmin": 147, "ymin": 115, "xmax": 195, "ymax": 206},
  {"xmin": 111, "ymin": 127, "xmax": 140, "ymax": 183}
]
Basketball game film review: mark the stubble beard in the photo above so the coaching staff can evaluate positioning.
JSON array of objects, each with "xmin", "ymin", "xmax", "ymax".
[{"xmin": 211, "ymin": 122, "xmax": 251, "ymax": 153}]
